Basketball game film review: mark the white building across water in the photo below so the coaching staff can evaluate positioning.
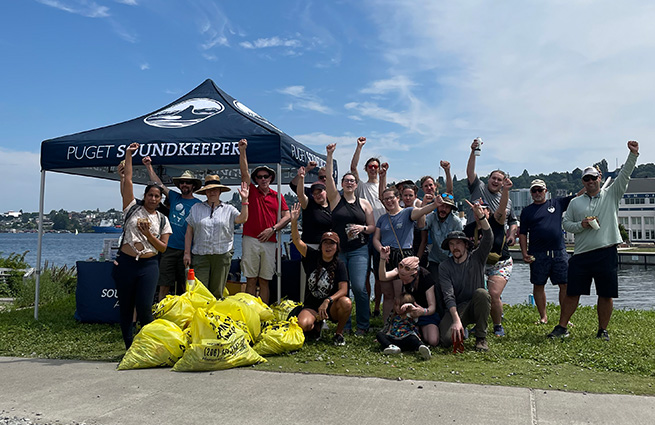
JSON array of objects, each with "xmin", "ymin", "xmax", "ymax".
[{"xmin": 619, "ymin": 178, "xmax": 655, "ymax": 244}]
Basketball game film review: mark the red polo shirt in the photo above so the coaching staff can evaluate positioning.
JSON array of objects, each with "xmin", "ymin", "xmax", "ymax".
[{"xmin": 243, "ymin": 183, "xmax": 289, "ymax": 243}]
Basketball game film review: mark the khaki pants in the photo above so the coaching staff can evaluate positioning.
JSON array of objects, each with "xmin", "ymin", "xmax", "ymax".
[{"xmin": 439, "ymin": 288, "xmax": 491, "ymax": 347}]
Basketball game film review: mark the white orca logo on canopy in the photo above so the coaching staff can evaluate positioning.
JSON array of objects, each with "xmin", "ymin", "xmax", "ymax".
[
  {"xmin": 233, "ymin": 100, "xmax": 282, "ymax": 133},
  {"xmin": 144, "ymin": 98, "xmax": 225, "ymax": 128}
]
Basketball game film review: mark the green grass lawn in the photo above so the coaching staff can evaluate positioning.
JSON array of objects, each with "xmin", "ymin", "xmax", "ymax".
[{"xmin": 1, "ymin": 295, "xmax": 653, "ymax": 396}]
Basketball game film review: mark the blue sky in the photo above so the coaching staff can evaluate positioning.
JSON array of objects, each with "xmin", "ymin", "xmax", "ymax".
[{"xmin": 1, "ymin": 0, "xmax": 654, "ymax": 212}]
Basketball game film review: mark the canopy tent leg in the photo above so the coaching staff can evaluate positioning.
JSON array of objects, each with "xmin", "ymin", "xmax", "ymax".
[
  {"xmin": 276, "ymin": 163, "xmax": 282, "ymax": 303},
  {"xmin": 34, "ymin": 170, "xmax": 46, "ymax": 320}
]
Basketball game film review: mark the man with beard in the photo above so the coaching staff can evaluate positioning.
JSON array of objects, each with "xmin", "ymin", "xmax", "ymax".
[
  {"xmin": 143, "ymin": 159, "xmax": 201, "ymax": 299},
  {"xmin": 549, "ymin": 141, "xmax": 639, "ymax": 341},
  {"xmin": 423, "ymin": 192, "xmax": 462, "ymax": 317},
  {"xmin": 438, "ymin": 200, "xmax": 493, "ymax": 352}
]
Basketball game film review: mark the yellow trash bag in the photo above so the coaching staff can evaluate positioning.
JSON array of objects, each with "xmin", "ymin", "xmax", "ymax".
[
  {"xmin": 117, "ymin": 319, "xmax": 188, "ymax": 370},
  {"xmin": 152, "ymin": 295, "xmax": 195, "ymax": 330},
  {"xmin": 210, "ymin": 297, "xmax": 260, "ymax": 342},
  {"xmin": 270, "ymin": 298, "xmax": 303, "ymax": 322},
  {"xmin": 182, "ymin": 277, "xmax": 216, "ymax": 310},
  {"xmin": 172, "ymin": 308, "xmax": 266, "ymax": 372},
  {"xmin": 229, "ymin": 293, "xmax": 275, "ymax": 322},
  {"xmin": 253, "ymin": 316, "xmax": 305, "ymax": 356}
]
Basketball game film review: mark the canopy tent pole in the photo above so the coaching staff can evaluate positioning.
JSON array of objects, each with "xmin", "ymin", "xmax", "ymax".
[
  {"xmin": 34, "ymin": 170, "xmax": 46, "ymax": 320},
  {"xmin": 276, "ymin": 163, "xmax": 282, "ymax": 302}
]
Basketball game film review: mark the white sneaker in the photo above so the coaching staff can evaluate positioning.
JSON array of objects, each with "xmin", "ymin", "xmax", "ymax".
[
  {"xmin": 383, "ymin": 344, "xmax": 401, "ymax": 355},
  {"xmin": 418, "ymin": 344, "xmax": 431, "ymax": 360}
]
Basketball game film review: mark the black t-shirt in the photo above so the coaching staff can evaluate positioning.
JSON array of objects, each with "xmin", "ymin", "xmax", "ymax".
[
  {"xmin": 302, "ymin": 247, "xmax": 349, "ymax": 310},
  {"xmin": 301, "ymin": 200, "xmax": 332, "ymax": 244},
  {"xmin": 401, "ymin": 267, "xmax": 435, "ymax": 309},
  {"xmin": 464, "ymin": 215, "xmax": 509, "ymax": 261}
]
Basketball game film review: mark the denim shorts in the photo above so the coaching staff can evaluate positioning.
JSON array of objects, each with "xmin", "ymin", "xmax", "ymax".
[{"xmin": 529, "ymin": 249, "xmax": 569, "ymax": 286}]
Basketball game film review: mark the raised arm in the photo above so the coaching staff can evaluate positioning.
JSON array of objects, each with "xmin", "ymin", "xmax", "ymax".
[
  {"xmin": 238, "ymin": 139, "xmax": 250, "ymax": 185},
  {"xmin": 440, "ymin": 160, "xmax": 453, "ymax": 194},
  {"xmin": 289, "ymin": 160, "xmax": 317, "ymax": 194},
  {"xmin": 494, "ymin": 177, "xmax": 512, "ymax": 225},
  {"xmin": 349, "ymin": 136, "xmax": 366, "ymax": 182},
  {"xmin": 378, "ymin": 246, "xmax": 399, "ymax": 281},
  {"xmin": 142, "ymin": 156, "xmax": 169, "ymax": 196},
  {"xmin": 466, "ymin": 139, "xmax": 480, "ymax": 185},
  {"xmin": 410, "ymin": 193, "xmax": 442, "ymax": 221},
  {"xmin": 235, "ymin": 182, "xmax": 250, "ymax": 224},
  {"xmin": 378, "ymin": 162, "xmax": 388, "ymax": 202},
  {"xmin": 325, "ymin": 143, "xmax": 341, "ymax": 208},
  {"xmin": 296, "ymin": 167, "xmax": 309, "ymax": 209},
  {"xmin": 289, "ymin": 203, "xmax": 307, "ymax": 257},
  {"xmin": 121, "ymin": 143, "xmax": 138, "ymax": 210}
]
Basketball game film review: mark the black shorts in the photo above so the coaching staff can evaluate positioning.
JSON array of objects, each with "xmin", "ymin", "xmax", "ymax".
[
  {"xmin": 567, "ymin": 245, "xmax": 618, "ymax": 298},
  {"xmin": 529, "ymin": 249, "xmax": 569, "ymax": 286},
  {"xmin": 303, "ymin": 298, "xmax": 338, "ymax": 323},
  {"xmin": 157, "ymin": 247, "xmax": 186, "ymax": 292},
  {"xmin": 386, "ymin": 247, "xmax": 415, "ymax": 271}
]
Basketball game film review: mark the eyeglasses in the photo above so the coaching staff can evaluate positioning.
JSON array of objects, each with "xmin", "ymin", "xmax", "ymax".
[
  {"xmin": 343, "ymin": 178, "xmax": 356, "ymax": 184},
  {"xmin": 367, "ymin": 164, "xmax": 379, "ymax": 170},
  {"xmin": 531, "ymin": 187, "xmax": 545, "ymax": 193},
  {"xmin": 383, "ymin": 196, "xmax": 396, "ymax": 202},
  {"xmin": 256, "ymin": 174, "xmax": 271, "ymax": 180},
  {"xmin": 583, "ymin": 175, "xmax": 598, "ymax": 182},
  {"xmin": 318, "ymin": 175, "xmax": 328, "ymax": 181},
  {"xmin": 441, "ymin": 193, "xmax": 454, "ymax": 200}
]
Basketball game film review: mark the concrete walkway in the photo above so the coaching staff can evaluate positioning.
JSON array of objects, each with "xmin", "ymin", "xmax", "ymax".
[{"xmin": 1, "ymin": 356, "xmax": 654, "ymax": 425}]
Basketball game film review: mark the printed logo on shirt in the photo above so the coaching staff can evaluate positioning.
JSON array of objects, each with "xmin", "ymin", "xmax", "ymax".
[
  {"xmin": 308, "ymin": 268, "xmax": 331, "ymax": 299},
  {"xmin": 548, "ymin": 206, "xmax": 555, "ymax": 213}
]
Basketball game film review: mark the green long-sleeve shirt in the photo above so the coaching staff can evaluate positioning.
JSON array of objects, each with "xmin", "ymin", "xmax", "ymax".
[{"xmin": 562, "ymin": 151, "xmax": 638, "ymax": 255}]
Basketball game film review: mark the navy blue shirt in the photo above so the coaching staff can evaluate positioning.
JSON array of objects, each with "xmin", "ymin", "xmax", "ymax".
[{"xmin": 519, "ymin": 196, "xmax": 574, "ymax": 253}]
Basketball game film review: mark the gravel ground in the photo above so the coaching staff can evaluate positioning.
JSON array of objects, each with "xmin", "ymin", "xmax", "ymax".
[{"xmin": 0, "ymin": 411, "xmax": 86, "ymax": 425}]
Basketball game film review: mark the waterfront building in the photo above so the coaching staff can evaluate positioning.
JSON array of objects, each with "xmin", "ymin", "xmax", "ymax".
[{"xmin": 619, "ymin": 178, "xmax": 655, "ymax": 244}]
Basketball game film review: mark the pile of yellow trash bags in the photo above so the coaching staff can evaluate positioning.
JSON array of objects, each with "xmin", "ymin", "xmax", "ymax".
[{"xmin": 117, "ymin": 277, "xmax": 305, "ymax": 371}]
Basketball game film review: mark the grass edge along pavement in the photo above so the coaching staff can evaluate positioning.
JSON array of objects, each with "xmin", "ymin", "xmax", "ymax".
[{"xmin": 0, "ymin": 294, "xmax": 654, "ymax": 396}]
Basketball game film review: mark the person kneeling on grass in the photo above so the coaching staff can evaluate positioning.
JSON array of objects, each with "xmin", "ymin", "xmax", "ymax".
[
  {"xmin": 290, "ymin": 203, "xmax": 352, "ymax": 346},
  {"xmin": 376, "ymin": 293, "xmax": 432, "ymax": 360}
]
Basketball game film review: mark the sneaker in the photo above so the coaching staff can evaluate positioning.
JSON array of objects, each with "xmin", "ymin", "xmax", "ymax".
[
  {"xmin": 493, "ymin": 324, "xmax": 505, "ymax": 337},
  {"xmin": 355, "ymin": 328, "xmax": 368, "ymax": 337},
  {"xmin": 418, "ymin": 344, "xmax": 432, "ymax": 360},
  {"xmin": 596, "ymin": 329, "xmax": 610, "ymax": 341},
  {"xmin": 547, "ymin": 325, "xmax": 570, "ymax": 339},
  {"xmin": 475, "ymin": 337, "xmax": 488, "ymax": 352},
  {"xmin": 333, "ymin": 333, "xmax": 346, "ymax": 346},
  {"xmin": 383, "ymin": 344, "xmax": 401, "ymax": 355}
]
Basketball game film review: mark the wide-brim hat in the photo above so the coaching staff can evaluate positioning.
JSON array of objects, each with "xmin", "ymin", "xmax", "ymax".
[
  {"xmin": 195, "ymin": 175, "xmax": 231, "ymax": 195},
  {"xmin": 441, "ymin": 230, "xmax": 473, "ymax": 251},
  {"xmin": 439, "ymin": 193, "xmax": 458, "ymax": 210},
  {"xmin": 251, "ymin": 166, "xmax": 276, "ymax": 184},
  {"xmin": 172, "ymin": 170, "xmax": 202, "ymax": 191}
]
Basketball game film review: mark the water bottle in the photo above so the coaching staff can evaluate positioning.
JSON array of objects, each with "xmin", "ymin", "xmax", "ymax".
[
  {"xmin": 528, "ymin": 294, "xmax": 535, "ymax": 306},
  {"xmin": 473, "ymin": 138, "xmax": 483, "ymax": 156}
]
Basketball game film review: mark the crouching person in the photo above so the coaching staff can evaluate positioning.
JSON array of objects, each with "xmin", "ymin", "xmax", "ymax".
[
  {"xmin": 376, "ymin": 293, "xmax": 432, "ymax": 360},
  {"xmin": 290, "ymin": 203, "xmax": 352, "ymax": 346},
  {"xmin": 438, "ymin": 200, "xmax": 493, "ymax": 352}
]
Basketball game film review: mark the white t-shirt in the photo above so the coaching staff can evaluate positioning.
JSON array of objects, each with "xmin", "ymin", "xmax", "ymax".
[
  {"xmin": 122, "ymin": 199, "xmax": 172, "ymax": 258},
  {"xmin": 355, "ymin": 180, "xmax": 386, "ymax": 223}
]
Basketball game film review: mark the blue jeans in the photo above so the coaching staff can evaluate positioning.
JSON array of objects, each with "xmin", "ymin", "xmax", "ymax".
[{"xmin": 343, "ymin": 245, "xmax": 370, "ymax": 331}]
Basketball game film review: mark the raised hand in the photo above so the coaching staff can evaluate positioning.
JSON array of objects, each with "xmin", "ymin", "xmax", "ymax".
[
  {"xmin": 628, "ymin": 140, "xmax": 639, "ymax": 154},
  {"xmin": 357, "ymin": 136, "xmax": 366, "ymax": 147},
  {"xmin": 238, "ymin": 181, "xmax": 249, "ymax": 200},
  {"xmin": 290, "ymin": 202, "xmax": 301, "ymax": 221},
  {"xmin": 306, "ymin": 161, "xmax": 318, "ymax": 171},
  {"xmin": 326, "ymin": 143, "xmax": 336, "ymax": 155},
  {"xmin": 238, "ymin": 138, "xmax": 248, "ymax": 151},
  {"xmin": 440, "ymin": 160, "xmax": 450, "ymax": 171},
  {"xmin": 297, "ymin": 166, "xmax": 306, "ymax": 178},
  {"xmin": 142, "ymin": 156, "xmax": 152, "ymax": 166}
]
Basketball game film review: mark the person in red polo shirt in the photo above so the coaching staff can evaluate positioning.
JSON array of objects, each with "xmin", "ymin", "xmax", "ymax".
[{"xmin": 239, "ymin": 139, "xmax": 291, "ymax": 303}]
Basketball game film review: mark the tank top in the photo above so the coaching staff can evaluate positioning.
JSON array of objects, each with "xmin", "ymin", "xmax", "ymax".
[{"xmin": 331, "ymin": 196, "xmax": 368, "ymax": 252}]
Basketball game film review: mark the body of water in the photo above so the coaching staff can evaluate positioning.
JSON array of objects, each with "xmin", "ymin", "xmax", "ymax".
[{"xmin": 1, "ymin": 233, "xmax": 653, "ymax": 310}]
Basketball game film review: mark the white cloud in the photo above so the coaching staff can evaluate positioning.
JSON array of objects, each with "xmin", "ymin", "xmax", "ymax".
[
  {"xmin": 115, "ymin": 0, "xmax": 138, "ymax": 5},
  {"xmin": 37, "ymin": 0, "xmax": 110, "ymax": 18},
  {"xmin": 240, "ymin": 36, "xmax": 301, "ymax": 50},
  {"xmin": 358, "ymin": 0, "xmax": 655, "ymax": 175},
  {"xmin": 277, "ymin": 86, "xmax": 333, "ymax": 114},
  {"xmin": 139, "ymin": 62, "xmax": 149, "ymax": 70}
]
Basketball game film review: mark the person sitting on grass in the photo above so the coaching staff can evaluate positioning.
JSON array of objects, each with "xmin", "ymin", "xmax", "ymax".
[
  {"xmin": 290, "ymin": 203, "xmax": 352, "ymax": 346},
  {"xmin": 378, "ymin": 254, "xmax": 440, "ymax": 347},
  {"xmin": 376, "ymin": 293, "xmax": 432, "ymax": 360}
]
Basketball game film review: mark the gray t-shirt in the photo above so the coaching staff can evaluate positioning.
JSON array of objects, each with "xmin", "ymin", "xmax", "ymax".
[
  {"xmin": 467, "ymin": 176, "xmax": 517, "ymax": 226},
  {"xmin": 439, "ymin": 227, "xmax": 493, "ymax": 310},
  {"xmin": 355, "ymin": 180, "xmax": 386, "ymax": 223}
]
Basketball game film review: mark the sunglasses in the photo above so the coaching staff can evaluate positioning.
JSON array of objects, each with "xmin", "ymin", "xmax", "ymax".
[
  {"xmin": 531, "ymin": 187, "xmax": 545, "ymax": 193},
  {"xmin": 256, "ymin": 174, "xmax": 271, "ymax": 180},
  {"xmin": 367, "ymin": 164, "xmax": 379, "ymax": 170},
  {"xmin": 179, "ymin": 180, "xmax": 195, "ymax": 185},
  {"xmin": 441, "ymin": 193, "xmax": 454, "ymax": 200},
  {"xmin": 583, "ymin": 175, "xmax": 598, "ymax": 182}
]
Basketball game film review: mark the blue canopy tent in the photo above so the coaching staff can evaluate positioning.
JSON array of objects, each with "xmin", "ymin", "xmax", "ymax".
[{"xmin": 35, "ymin": 79, "xmax": 334, "ymax": 319}]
